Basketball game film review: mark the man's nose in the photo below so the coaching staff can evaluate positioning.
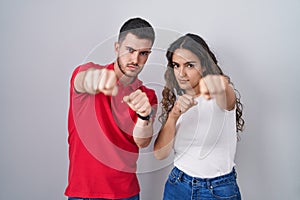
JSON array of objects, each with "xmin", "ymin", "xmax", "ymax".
[{"xmin": 131, "ymin": 51, "xmax": 139, "ymax": 64}]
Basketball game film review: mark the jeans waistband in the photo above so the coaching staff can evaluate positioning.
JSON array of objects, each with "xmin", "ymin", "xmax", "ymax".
[{"xmin": 171, "ymin": 167, "xmax": 237, "ymax": 188}]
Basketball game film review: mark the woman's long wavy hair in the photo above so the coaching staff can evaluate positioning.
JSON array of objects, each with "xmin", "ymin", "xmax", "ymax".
[{"xmin": 159, "ymin": 33, "xmax": 245, "ymax": 132}]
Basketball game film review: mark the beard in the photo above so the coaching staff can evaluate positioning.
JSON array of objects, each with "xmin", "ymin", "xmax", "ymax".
[{"xmin": 117, "ymin": 58, "xmax": 142, "ymax": 78}]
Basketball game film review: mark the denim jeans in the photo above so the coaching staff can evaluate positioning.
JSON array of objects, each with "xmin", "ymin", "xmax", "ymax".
[
  {"xmin": 68, "ymin": 193, "xmax": 139, "ymax": 200},
  {"xmin": 163, "ymin": 167, "xmax": 241, "ymax": 200}
]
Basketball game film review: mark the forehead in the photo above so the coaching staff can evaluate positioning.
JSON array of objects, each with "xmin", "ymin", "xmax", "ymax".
[
  {"xmin": 120, "ymin": 33, "xmax": 153, "ymax": 50},
  {"xmin": 172, "ymin": 48, "xmax": 200, "ymax": 62}
]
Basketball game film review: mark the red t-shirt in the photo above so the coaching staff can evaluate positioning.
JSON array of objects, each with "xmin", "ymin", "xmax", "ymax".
[{"xmin": 65, "ymin": 62, "xmax": 158, "ymax": 198}]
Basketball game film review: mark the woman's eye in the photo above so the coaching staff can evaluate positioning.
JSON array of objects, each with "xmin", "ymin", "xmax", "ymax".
[
  {"xmin": 187, "ymin": 63, "xmax": 194, "ymax": 68},
  {"xmin": 172, "ymin": 63, "xmax": 179, "ymax": 68}
]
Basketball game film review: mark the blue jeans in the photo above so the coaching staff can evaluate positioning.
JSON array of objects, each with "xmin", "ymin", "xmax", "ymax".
[
  {"xmin": 68, "ymin": 193, "xmax": 139, "ymax": 200},
  {"xmin": 163, "ymin": 167, "xmax": 241, "ymax": 200}
]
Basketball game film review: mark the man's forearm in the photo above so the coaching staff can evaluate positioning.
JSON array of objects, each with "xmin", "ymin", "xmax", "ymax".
[{"xmin": 133, "ymin": 118, "xmax": 154, "ymax": 148}]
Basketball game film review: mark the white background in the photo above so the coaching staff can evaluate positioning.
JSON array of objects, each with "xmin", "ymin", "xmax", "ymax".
[{"xmin": 1, "ymin": 0, "xmax": 299, "ymax": 199}]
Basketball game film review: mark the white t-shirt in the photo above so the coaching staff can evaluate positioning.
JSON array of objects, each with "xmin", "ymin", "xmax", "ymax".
[{"xmin": 174, "ymin": 96, "xmax": 237, "ymax": 178}]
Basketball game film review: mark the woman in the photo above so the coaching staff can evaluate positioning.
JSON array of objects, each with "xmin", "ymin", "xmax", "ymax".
[{"xmin": 154, "ymin": 33, "xmax": 245, "ymax": 200}]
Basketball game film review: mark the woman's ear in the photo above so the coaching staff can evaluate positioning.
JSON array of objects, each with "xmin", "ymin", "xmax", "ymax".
[{"xmin": 201, "ymin": 69, "xmax": 208, "ymax": 77}]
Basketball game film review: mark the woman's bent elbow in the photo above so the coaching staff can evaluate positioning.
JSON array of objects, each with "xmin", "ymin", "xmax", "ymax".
[{"xmin": 153, "ymin": 149, "xmax": 169, "ymax": 160}]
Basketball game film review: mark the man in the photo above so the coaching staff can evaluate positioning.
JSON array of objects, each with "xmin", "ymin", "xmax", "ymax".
[{"xmin": 65, "ymin": 17, "xmax": 157, "ymax": 200}]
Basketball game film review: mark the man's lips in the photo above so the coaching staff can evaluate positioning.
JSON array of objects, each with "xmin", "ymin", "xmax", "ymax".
[{"xmin": 127, "ymin": 65, "xmax": 138, "ymax": 70}]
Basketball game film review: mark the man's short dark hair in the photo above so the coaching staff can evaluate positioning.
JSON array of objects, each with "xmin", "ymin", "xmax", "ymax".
[{"xmin": 118, "ymin": 17, "xmax": 155, "ymax": 45}]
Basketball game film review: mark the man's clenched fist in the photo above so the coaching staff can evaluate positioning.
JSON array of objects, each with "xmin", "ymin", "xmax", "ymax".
[{"xmin": 123, "ymin": 89, "xmax": 152, "ymax": 117}]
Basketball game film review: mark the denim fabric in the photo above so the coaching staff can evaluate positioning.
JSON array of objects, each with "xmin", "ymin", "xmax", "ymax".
[
  {"xmin": 68, "ymin": 193, "xmax": 139, "ymax": 200},
  {"xmin": 163, "ymin": 167, "xmax": 241, "ymax": 200}
]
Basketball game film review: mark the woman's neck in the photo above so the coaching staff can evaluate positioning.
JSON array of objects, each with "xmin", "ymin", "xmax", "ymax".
[{"xmin": 184, "ymin": 87, "xmax": 200, "ymax": 97}]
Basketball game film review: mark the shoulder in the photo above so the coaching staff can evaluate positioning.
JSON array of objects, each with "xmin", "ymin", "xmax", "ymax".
[
  {"xmin": 139, "ymin": 85, "xmax": 157, "ymax": 97},
  {"xmin": 139, "ymin": 85, "xmax": 157, "ymax": 104},
  {"xmin": 73, "ymin": 62, "xmax": 110, "ymax": 73},
  {"xmin": 70, "ymin": 62, "xmax": 112, "ymax": 81}
]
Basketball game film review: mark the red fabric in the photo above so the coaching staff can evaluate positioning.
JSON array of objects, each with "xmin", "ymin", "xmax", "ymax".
[{"xmin": 65, "ymin": 62, "xmax": 157, "ymax": 198}]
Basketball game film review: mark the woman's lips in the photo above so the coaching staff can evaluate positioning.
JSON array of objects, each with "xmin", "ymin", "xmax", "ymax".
[{"xmin": 178, "ymin": 79, "xmax": 188, "ymax": 84}]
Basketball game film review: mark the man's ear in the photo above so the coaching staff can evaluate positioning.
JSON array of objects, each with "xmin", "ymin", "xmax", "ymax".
[{"xmin": 114, "ymin": 42, "xmax": 119, "ymax": 53}]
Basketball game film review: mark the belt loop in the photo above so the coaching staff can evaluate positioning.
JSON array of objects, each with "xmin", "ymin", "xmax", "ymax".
[
  {"xmin": 207, "ymin": 179, "xmax": 213, "ymax": 190},
  {"xmin": 177, "ymin": 170, "xmax": 183, "ymax": 182},
  {"xmin": 233, "ymin": 168, "xmax": 237, "ymax": 179}
]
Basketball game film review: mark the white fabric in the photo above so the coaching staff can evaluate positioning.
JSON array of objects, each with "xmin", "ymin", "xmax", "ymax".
[{"xmin": 174, "ymin": 96, "xmax": 237, "ymax": 178}]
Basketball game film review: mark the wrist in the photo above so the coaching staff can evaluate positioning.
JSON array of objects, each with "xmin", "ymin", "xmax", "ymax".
[
  {"xmin": 169, "ymin": 107, "xmax": 181, "ymax": 119},
  {"xmin": 170, "ymin": 106, "xmax": 181, "ymax": 117},
  {"xmin": 137, "ymin": 108, "xmax": 154, "ymax": 121}
]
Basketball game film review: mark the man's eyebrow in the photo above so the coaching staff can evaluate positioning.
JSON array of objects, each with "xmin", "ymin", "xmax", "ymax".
[
  {"xmin": 126, "ymin": 46, "xmax": 152, "ymax": 52},
  {"xmin": 141, "ymin": 50, "xmax": 152, "ymax": 53},
  {"xmin": 125, "ymin": 46, "xmax": 137, "ymax": 51}
]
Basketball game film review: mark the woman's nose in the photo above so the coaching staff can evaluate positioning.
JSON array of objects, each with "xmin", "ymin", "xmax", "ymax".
[{"xmin": 179, "ymin": 66, "xmax": 186, "ymax": 77}]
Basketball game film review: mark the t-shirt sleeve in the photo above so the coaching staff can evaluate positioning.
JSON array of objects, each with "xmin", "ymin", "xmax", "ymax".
[{"xmin": 69, "ymin": 62, "xmax": 104, "ymax": 94}]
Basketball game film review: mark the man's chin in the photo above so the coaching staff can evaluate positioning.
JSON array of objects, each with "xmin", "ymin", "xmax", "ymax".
[
  {"xmin": 125, "ymin": 68, "xmax": 142, "ymax": 76},
  {"xmin": 120, "ymin": 70, "xmax": 138, "ymax": 78},
  {"xmin": 118, "ymin": 70, "xmax": 138, "ymax": 78}
]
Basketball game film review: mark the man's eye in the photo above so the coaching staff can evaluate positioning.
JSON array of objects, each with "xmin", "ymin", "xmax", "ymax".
[
  {"xmin": 140, "ymin": 51, "xmax": 150, "ymax": 56},
  {"xmin": 127, "ymin": 47, "xmax": 135, "ymax": 53}
]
